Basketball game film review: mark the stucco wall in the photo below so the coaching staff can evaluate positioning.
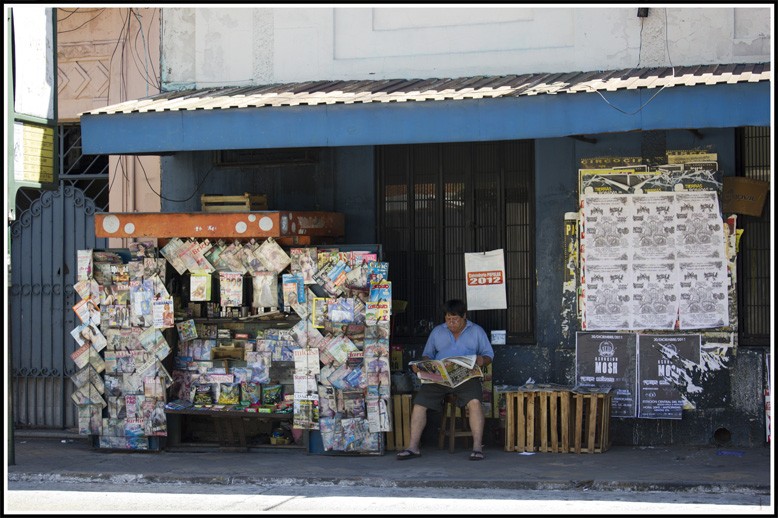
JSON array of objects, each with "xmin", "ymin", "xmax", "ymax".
[
  {"xmin": 59, "ymin": 7, "xmax": 163, "ymax": 239},
  {"xmin": 160, "ymin": 6, "xmax": 771, "ymax": 88}
]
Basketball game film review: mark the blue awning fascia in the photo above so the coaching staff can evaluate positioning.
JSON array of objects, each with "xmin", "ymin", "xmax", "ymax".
[{"xmin": 80, "ymin": 81, "xmax": 770, "ymax": 154}]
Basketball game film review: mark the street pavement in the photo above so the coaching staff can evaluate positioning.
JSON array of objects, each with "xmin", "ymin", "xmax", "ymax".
[{"xmin": 6, "ymin": 430, "xmax": 773, "ymax": 497}]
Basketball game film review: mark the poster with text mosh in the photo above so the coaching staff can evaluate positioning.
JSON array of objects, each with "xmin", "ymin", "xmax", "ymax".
[
  {"xmin": 637, "ymin": 334, "xmax": 701, "ymax": 419},
  {"xmin": 464, "ymin": 249, "xmax": 507, "ymax": 311},
  {"xmin": 575, "ymin": 332, "xmax": 637, "ymax": 418}
]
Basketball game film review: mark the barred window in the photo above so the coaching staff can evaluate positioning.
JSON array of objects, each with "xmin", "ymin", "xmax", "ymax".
[
  {"xmin": 735, "ymin": 126, "xmax": 771, "ymax": 346},
  {"xmin": 377, "ymin": 140, "xmax": 535, "ymax": 344},
  {"xmin": 15, "ymin": 124, "xmax": 109, "ymax": 215}
]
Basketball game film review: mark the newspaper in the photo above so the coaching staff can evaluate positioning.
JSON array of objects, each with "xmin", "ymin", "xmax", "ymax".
[{"xmin": 409, "ymin": 355, "xmax": 483, "ymax": 388}]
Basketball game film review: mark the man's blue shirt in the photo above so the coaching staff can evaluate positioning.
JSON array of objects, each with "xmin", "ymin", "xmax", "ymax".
[{"xmin": 421, "ymin": 320, "xmax": 494, "ymax": 360}]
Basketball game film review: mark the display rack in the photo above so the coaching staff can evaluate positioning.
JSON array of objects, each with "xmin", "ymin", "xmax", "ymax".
[{"xmin": 88, "ymin": 211, "xmax": 392, "ymax": 455}]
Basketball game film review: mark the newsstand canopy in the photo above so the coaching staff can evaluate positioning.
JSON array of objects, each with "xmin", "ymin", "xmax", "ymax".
[{"xmin": 80, "ymin": 63, "xmax": 771, "ymax": 155}]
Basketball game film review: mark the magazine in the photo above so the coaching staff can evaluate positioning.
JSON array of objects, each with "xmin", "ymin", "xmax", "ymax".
[
  {"xmin": 152, "ymin": 298, "xmax": 175, "ymax": 328},
  {"xmin": 190, "ymin": 272, "xmax": 212, "ymax": 301},
  {"xmin": 282, "ymin": 273, "xmax": 305, "ymax": 309},
  {"xmin": 220, "ymin": 271, "xmax": 244, "ymax": 307},
  {"xmin": 409, "ymin": 355, "xmax": 484, "ymax": 388},
  {"xmin": 252, "ymin": 270, "xmax": 278, "ymax": 309},
  {"xmin": 176, "ymin": 319, "xmax": 198, "ymax": 342},
  {"xmin": 257, "ymin": 237, "xmax": 291, "ymax": 273},
  {"xmin": 290, "ymin": 247, "xmax": 318, "ymax": 284}
]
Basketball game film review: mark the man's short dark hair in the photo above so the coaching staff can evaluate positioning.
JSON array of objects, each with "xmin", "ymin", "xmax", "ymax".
[{"xmin": 443, "ymin": 299, "xmax": 467, "ymax": 317}]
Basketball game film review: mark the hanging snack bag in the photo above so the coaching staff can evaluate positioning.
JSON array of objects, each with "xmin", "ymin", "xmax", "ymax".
[
  {"xmin": 241, "ymin": 381, "xmax": 263, "ymax": 405},
  {"xmin": 218, "ymin": 382, "xmax": 240, "ymax": 405},
  {"xmin": 193, "ymin": 383, "xmax": 214, "ymax": 406},
  {"xmin": 262, "ymin": 384, "xmax": 283, "ymax": 406}
]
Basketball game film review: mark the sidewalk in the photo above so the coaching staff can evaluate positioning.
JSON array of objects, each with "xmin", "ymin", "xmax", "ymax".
[{"xmin": 6, "ymin": 432, "xmax": 773, "ymax": 495}]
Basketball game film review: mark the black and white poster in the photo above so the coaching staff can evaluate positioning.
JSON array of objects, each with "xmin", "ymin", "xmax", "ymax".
[
  {"xmin": 581, "ymin": 188, "xmax": 728, "ymax": 332},
  {"xmin": 637, "ymin": 334, "xmax": 701, "ymax": 419},
  {"xmin": 629, "ymin": 261, "xmax": 679, "ymax": 330},
  {"xmin": 575, "ymin": 332, "xmax": 637, "ymax": 418}
]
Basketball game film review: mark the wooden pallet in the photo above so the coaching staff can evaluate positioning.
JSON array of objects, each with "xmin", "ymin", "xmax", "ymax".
[
  {"xmin": 385, "ymin": 394, "xmax": 412, "ymax": 451},
  {"xmin": 505, "ymin": 391, "xmax": 539, "ymax": 452},
  {"xmin": 570, "ymin": 391, "xmax": 612, "ymax": 453},
  {"xmin": 201, "ymin": 193, "xmax": 268, "ymax": 212},
  {"xmin": 504, "ymin": 389, "xmax": 611, "ymax": 453},
  {"xmin": 537, "ymin": 389, "xmax": 571, "ymax": 453}
]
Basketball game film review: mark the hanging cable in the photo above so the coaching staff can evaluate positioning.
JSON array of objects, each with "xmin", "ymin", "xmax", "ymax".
[
  {"xmin": 589, "ymin": 8, "xmax": 675, "ymax": 116},
  {"xmin": 136, "ymin": 156, "xmax": 219, "ymax": 204}
]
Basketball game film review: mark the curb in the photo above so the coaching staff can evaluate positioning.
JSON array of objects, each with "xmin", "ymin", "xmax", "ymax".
[{"xmin": 8, "ymin": 471, "xmax": 770, "ymax": 495}]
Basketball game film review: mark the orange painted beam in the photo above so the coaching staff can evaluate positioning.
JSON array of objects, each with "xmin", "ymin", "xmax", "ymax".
[{"xmin": 95, "ymin": 212, "xmax": 345, "ymax": 239}]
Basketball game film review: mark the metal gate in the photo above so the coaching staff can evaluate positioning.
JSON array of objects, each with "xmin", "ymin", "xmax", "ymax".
[{"xmin": 10, "ymin": 185, "xmax": 107, "ymax": 429}]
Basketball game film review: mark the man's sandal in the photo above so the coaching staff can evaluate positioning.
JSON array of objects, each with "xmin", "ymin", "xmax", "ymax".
[
  {"xmin": 396, "ymin": 449, "xmax": 422, "ymax": 460},
  {"xmin": 469, "ymin": 450, "xmax": 484, "ymax": 461}
]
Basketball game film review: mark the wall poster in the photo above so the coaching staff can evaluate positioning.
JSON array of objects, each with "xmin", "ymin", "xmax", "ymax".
[
  {"xmin": 464, "ymin": 249, "xmax": 507, "ymax": 311},
  {"xmin": 575, "ymin": 332, "xmax": 637, "ymax": 418},
  {"xmin": 637, "ymin": 334, "xmax": 701, "ymax": 419},
  {"xmin": 580, "ymin": 186, "xmax": 728, "ymax": 331}
]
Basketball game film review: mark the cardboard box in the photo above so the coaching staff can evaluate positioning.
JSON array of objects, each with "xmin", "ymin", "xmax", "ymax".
[{"xmin": 722, "ymin": 177, "xmax": 769, "ymax": 217}]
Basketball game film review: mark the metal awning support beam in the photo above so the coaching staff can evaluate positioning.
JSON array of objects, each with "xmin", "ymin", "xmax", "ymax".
[{"xmin": 80, "ymin": 82, "xmax": 770, "ymax": 155}]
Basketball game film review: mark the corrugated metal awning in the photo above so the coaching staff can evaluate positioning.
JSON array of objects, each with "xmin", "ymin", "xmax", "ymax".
[
  {"xmin": 79, "ymin": 63, "xmax": 771, "ymax": 155},
  {"xmin": 82, "ymin": 63, "xmax": 770, "ymax": 115}
]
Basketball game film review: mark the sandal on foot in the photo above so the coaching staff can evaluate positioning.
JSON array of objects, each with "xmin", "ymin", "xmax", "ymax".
[
  {"xmin": 469, "ymin": 450, "xmax": 484, "ymax": 461},
  {"xmin": 396, "ymin": 449, "xmax": 421, "ymax": 460}
]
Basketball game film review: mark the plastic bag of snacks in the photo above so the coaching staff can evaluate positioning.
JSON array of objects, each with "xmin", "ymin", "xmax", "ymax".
[
  {"xmin": 218, "ymin": 382, "xmax": 240, "ymax": 404},
  {"xmin": 262, "ymin": 384, "xmax": 283, "ymax": 406},
  {"xmin": 193, "ymin": 383, "xmax": 214, "ymax": 406},
  {"xmin": 241, "ymin": 381, "xmax": 262, "ymax": 405}
]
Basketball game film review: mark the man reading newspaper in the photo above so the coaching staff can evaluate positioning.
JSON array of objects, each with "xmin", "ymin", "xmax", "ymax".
[{"xmin": 396, "ymin": 299, "xmax": 493, "ymax": 461}]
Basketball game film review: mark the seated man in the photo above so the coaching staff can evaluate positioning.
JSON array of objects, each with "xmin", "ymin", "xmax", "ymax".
[{"xmin": 396, "ymin": 299, "xmax": 494, "ymax": 461}]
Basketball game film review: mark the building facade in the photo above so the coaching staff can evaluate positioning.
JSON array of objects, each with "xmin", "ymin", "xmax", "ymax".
[{"xmin": 75, "ymin": 7, "xmax": 772, "ymax": 446}]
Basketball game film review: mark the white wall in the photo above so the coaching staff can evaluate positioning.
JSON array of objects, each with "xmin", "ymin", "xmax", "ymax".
[{"xmin": 161, "ymin": 6, "xmax": 771, "ymax": 89}]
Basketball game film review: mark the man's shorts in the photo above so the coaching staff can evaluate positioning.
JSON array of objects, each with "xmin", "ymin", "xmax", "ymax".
[{"xmin": 412, "ymin": 378, "xmax": 483, "ymax": 410}]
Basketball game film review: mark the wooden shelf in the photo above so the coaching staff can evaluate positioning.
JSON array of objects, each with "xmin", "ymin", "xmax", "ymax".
[
  {"xmin": 94, "ymin": 211, "xmax": 344, "ymax": 244},
  {"xmin": 165, "ymin": 408, "xmax": 293, "ymax": 419}
]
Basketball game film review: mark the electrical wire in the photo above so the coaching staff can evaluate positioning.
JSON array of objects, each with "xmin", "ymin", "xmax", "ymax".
[
  {"xmin": 130, "ymin": 8, "xmax": 161, "ymax": 92},
  {"xmin": 136, "ymin": 155, "xmax": 220, "ymax": 204},
  {"xmin": 56, "ymin": 9, "xmax": 106, "ymax": 33},
  {"xmin": 636, "ymin": 15, "xmax": 645, "ymax": 68},
  {"xmin": 590, "ymin": 8, "xmax": 675, "ymax": 117}
]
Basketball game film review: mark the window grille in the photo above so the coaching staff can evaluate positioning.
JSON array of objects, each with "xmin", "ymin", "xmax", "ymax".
[
  {"xmin": 735, "ymin": 126, "xmax": 771, "ymax": 346},
  {"xmin": 377, "ymin": 140, "xmax": 535, "ymax": 344},
  {"xmin": 15, "ymin": 124, "xmax": 109, "ymax": 215}
]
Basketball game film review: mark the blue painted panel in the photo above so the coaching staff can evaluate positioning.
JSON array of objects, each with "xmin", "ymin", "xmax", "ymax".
[
  {"xmin": 10, "ymin": 186, "xmax": 107, "ymax": 428},
  {"xmin": 81, "ymin": 82, "xmax": 770, "ymax": 155}
]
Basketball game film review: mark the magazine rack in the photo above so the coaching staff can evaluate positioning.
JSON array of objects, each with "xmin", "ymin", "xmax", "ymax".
[{"xmin": 89, "ymin": 213, "xmax": 389, "ymax": 455}]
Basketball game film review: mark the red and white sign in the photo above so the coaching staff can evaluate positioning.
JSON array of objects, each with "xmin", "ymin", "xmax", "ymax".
[{"xmin": 464, "ymin": 249, "xmax": 507, "ymax": 311}]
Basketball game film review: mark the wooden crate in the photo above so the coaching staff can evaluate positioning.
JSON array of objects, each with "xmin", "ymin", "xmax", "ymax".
[
  {"xmin": 570, "ymin": 391, "xmax": 612, "ymax": 453},
  {"xmin": 504, "ymin": 388, "xmax": 611, "ymax": 453},
  {"xmin": 536, "ymin": 390, "xmax": 572, "ymax": 453},
  {"xmin": 504, "ymin": 391, "xmax": 537, "ymax": 452},
  {"xmin": 385, "ymin": 394, "xmax": 412, "ymax": 451},
  {"xmin": 201, "ymin": 193, "xmax": 268, "ymax": 212}
]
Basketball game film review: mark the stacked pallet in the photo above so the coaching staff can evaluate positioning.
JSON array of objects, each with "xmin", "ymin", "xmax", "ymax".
[{"xmin": 504, "ymin": 385, "xmax": 612, "ymax": 454}]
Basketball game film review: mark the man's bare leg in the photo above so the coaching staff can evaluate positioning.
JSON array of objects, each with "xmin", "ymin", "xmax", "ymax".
[
  {"xmin": 467, "ymin": 399, "xmax": 485, "ymax": 453},
  {"xmin": 405, "ymin": 404, "xmax": 427, "ymax": 453}
]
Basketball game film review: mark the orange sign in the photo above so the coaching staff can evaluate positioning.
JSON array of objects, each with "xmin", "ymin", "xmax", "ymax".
[{"xmin": 467, "ymin": 270, "xmax": 503, "ymax": 286}]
